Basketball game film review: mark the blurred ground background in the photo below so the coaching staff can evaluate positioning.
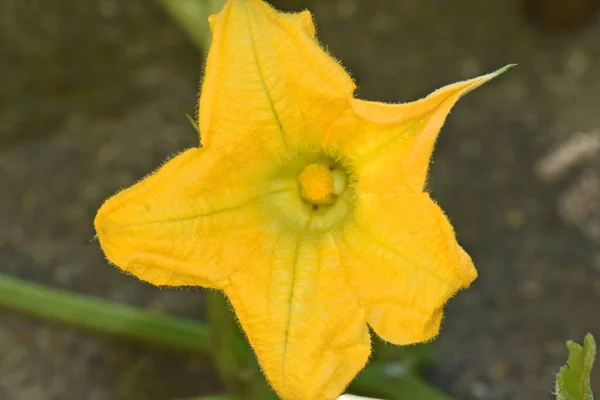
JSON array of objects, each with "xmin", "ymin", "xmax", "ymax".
[{"xmin": 1, "ymin": 0, "xmax": 600, "ymax": 399}]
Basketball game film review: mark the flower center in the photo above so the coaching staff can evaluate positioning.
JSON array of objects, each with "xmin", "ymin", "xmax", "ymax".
[
  {"xmin": 262, "ymin": 151, "xmax": 355, "ymax": 234},
  {"xmin": 298, "ymin": 163, "xmax": 346, "ymax": 205}
]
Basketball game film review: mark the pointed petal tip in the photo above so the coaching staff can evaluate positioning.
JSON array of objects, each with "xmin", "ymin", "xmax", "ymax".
[
  {"xmin": 462, "ymin": 63, "xmax": 515, "ymax": 93},
  {"xmin": 482, "ymin": 63, "xmax": 517, "ymax": 81},
  {"xmin": 499, "ymin": 63, "xmax": 518, "ymax": 72},
  {"xmin": 493, "ymin": 63, "xmax": 517, "ymax": 73},
  {"xmin": 453, "ymin": 63, "xmax": 516, "ymax": 97}
]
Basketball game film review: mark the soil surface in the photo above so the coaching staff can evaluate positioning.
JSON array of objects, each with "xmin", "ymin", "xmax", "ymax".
[{"xmin": 1, "ymin": 0, "xmax": 599, "ymax": 399}]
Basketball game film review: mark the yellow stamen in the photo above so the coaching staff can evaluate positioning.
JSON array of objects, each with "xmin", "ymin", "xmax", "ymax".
[{"xmin": 298, "ymin": 163, "xmax": 335, "ymax": 205}]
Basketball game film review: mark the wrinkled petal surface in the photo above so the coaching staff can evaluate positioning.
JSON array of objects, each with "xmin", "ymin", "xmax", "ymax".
[
  {"xmin": 224, "ymin": 233, "xmax": 371, "ymax": 400},
  {"xmin": 95, "ymin": 148, "xmax": 270, "ymax": 288},
  {"xmin": 338, "ymin": 192, "xmax": 477, "ymax": 345},
  {"xmin": 200, "ymin": 0, "xmax": 355, "ymax": 157}
]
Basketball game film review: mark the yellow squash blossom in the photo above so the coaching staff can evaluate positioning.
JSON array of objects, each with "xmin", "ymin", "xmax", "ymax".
[{"xmin": 95, "ymin": 0, "xmax": 510, "ymax": 398}]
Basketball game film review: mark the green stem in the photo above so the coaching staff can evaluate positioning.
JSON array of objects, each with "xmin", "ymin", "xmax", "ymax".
[
  {"xmin": 0, "ymin": 273, "xmax": 211, "ymax": 355},
  {"xmin": 156, "ymin": 0, "xmax": 226, "ymax": 49}
]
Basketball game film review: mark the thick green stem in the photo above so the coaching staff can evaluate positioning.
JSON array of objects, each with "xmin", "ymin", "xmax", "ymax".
[{"xmin": 0, "ymin": 273, "xmax": 210, "ymax": 355}]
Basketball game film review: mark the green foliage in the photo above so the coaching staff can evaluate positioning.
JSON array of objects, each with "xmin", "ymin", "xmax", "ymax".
[{"xmin": 556, "ymin": 333, "xmax": 596, "ymax": 400}]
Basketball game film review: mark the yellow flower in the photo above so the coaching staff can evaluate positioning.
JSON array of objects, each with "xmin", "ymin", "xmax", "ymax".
[{"xmin": 94, "ymin": 0, "xmax": 511, "ymax": 398}]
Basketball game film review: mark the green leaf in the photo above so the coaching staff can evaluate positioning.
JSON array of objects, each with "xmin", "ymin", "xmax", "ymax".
[{"xmin": 556, "ymin": 333, "xmax": 596, "ymax": 400}]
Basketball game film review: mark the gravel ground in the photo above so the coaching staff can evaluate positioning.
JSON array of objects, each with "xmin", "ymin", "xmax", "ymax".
[{"xmin": 1, "ymin": 0, "xmax": 599, "ymax": 399}]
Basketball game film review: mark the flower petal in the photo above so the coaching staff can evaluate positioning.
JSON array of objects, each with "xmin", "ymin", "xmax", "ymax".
[
  {"xmin": 224, "ymin": 233, "xmax": 370, "ymax": 400},
  {"xmin": 338, "ymin": 192, "xmax": 476, "ymax": 345},
  {"xmin": 327, "ymin": 66, "xmax": 513, "ymax": 192},
  {"xmin": 200, "ymin": 0, "xmax": 355, "ymax": 156},
  {"xmin": 94, "ymin": 148, "xmax": 274, "ymax": 288}
]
